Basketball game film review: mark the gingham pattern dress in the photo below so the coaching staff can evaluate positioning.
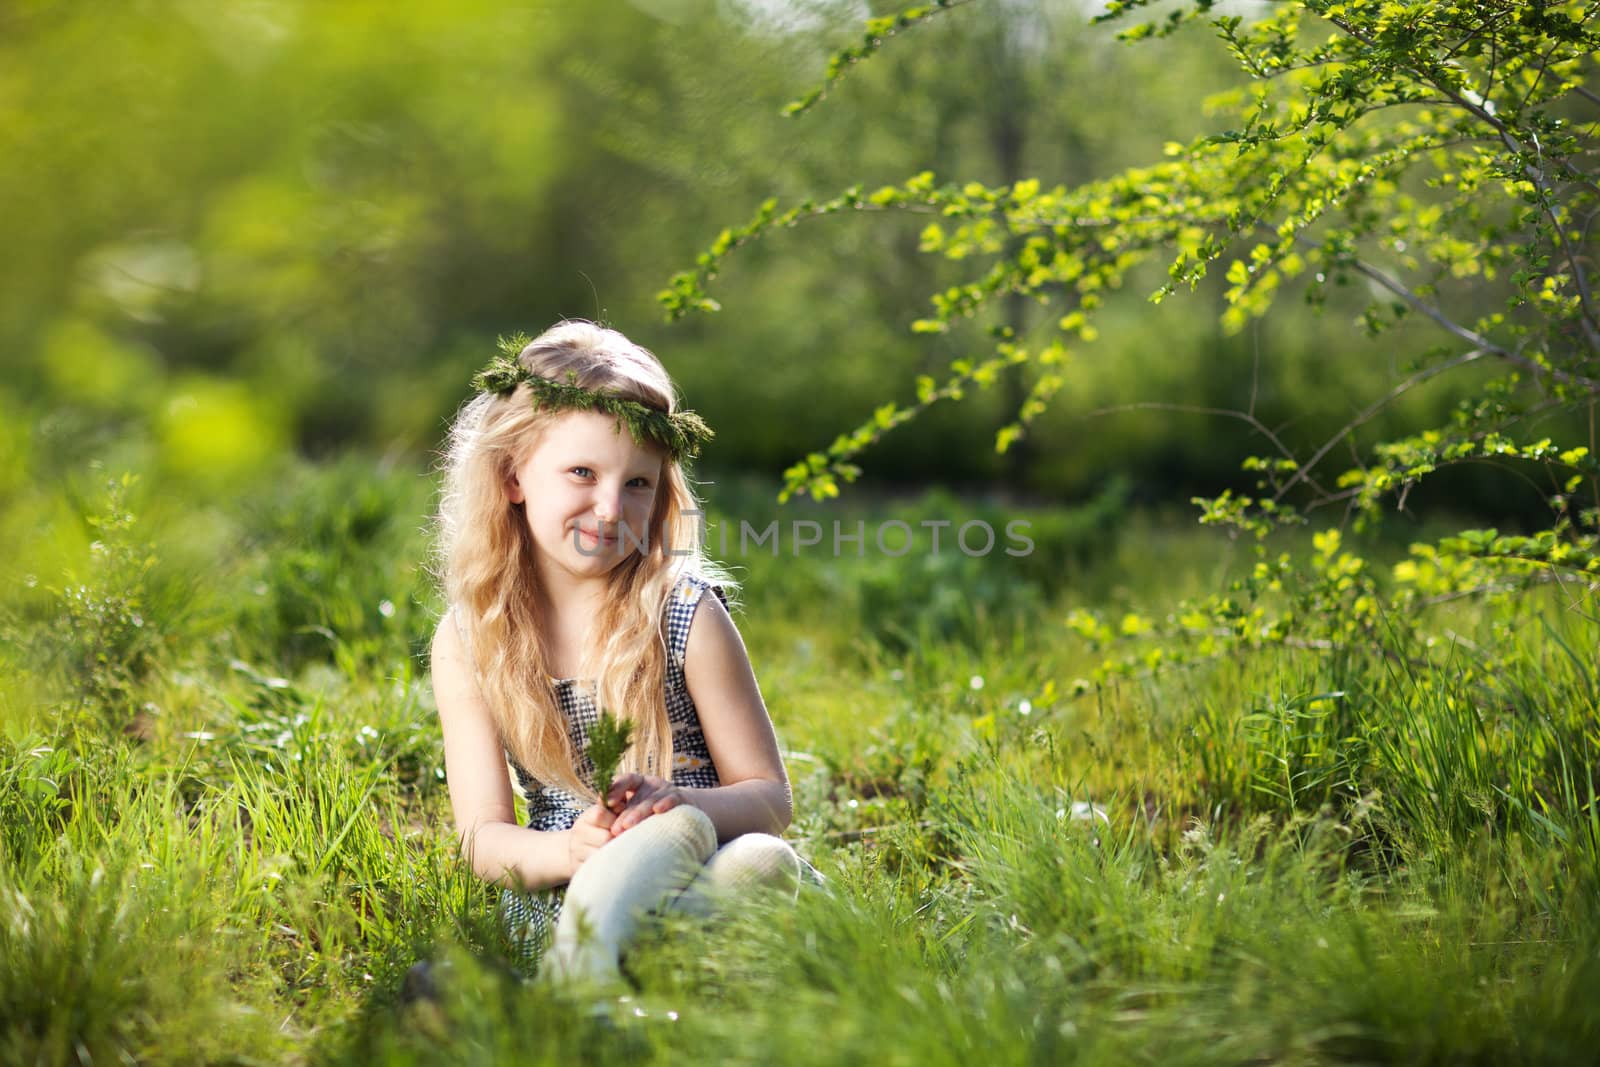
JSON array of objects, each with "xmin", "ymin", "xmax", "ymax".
[{"xmin": 498, "ymin": 573, "xmax": 726, "ymax": 966}]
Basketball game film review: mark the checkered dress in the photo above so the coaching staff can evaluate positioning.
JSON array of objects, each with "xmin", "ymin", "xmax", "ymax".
[{"xmin": 498, "ymin": 573, "xmax": 727, "ymax": 966}]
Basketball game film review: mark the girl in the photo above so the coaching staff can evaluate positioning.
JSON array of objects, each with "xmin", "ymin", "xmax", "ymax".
[{"xmin": 430, "ymin": 321, "xmax": 801, "ymax": 986}]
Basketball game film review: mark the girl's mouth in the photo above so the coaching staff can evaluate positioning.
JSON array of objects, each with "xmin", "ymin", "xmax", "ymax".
[{"xmin": 578, "ymin": 528, "xmax": 618, "ymax": 548}]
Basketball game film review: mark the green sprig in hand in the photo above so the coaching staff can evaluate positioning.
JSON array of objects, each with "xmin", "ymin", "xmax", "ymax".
[{"xmin": 586, "ymin": 710, "xmax": 635, "ymax": 807}]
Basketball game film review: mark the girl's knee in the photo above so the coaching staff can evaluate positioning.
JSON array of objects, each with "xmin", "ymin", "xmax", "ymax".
[
  {"xmin": 713, "ymin": 833, "xmax": 801, "ymax": 884},
  {"xmin": 666, "ymin": 833, "xmax": 801, "ymax": 918},
  {"xmin": 637, "ymin": 803, "xmax": 716, "ymax": 857}
]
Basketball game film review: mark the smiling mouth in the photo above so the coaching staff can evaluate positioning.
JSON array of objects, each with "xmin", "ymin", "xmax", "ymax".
[{"xmin": 577, "ymin": 528, "xmax": 619, "ymax": 546}]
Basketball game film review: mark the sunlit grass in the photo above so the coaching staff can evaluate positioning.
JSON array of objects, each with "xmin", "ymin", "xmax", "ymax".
[{"xmin": 1, "ymin": 458, "xmax": 1597, "ymax": 1064}]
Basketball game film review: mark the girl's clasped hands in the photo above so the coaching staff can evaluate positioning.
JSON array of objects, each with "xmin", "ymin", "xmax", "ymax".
[{"xmin": 567, "ymin": 775, "xmax": 690, "ymax": 873}]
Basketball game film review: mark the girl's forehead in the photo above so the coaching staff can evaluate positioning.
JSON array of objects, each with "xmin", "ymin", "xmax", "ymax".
[{"xmin": 532, "ymin": 410, "xmax": 666, "ymax": 464}]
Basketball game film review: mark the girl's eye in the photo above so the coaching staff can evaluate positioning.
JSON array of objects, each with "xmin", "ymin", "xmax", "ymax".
[{"xmin": 569, "ymin": 467, "xmax": 650, "ymax": 488}]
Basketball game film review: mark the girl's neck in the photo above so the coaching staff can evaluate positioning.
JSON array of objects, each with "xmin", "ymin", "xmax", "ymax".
[
  {"xmin": 535, "ymin": 576, "xmax": 609, "ymax": 679},
  {"xmin": 531, "ymin": 556, "xmax": 612, "ymax": 619}
]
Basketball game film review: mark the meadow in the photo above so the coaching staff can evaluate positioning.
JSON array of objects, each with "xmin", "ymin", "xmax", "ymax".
[{"xmin": 1, "ymin": 458, "xmax": 1596, "ymax": 1066}]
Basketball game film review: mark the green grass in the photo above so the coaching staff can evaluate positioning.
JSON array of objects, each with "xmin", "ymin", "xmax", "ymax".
[{"xmin": 2, "ymin": 457, "xmax": 1598, "ymax": 1064}]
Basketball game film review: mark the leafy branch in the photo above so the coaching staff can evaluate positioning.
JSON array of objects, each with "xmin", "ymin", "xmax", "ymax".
[
  {"xmin": 586, "ymin": 710, "xmax": 634, "ymax": 801},
  {"xmin": 664, "ymin": 0, "xmax": 1600, "ymax": 591},
  {"xmin": 780, "ymin": 0, "xmax": 978, "ymax": 117}
]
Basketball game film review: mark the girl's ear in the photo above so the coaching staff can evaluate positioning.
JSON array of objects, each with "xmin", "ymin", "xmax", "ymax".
[{"xmin": 506, "ymin": 469, "xmax": 526, "ymax": 504}]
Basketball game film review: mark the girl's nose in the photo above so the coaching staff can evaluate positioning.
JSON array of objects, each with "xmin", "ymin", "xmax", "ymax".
[{"xmin": 593, "ymin": 489, "xmax": 622, "ymax": 524}]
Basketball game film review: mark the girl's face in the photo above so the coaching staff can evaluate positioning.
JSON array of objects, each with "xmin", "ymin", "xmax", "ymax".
[{"xmin": 507, "ymin": 411, "xmax": 665, "ymax": 587}]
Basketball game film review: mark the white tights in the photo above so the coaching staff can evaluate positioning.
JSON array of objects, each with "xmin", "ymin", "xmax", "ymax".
[{"xmin": 544, "ymin": 806, "xmax": 801, "ymax": 985}]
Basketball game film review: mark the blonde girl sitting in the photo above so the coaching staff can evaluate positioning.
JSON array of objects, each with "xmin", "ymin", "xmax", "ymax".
[{"xmin": 430, "ymin": 321, "xmax": 802, "ymax": 985}]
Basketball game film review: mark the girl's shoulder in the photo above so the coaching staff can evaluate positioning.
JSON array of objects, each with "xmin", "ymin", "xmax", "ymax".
[{"xmin": 435, "ymin": 604, "xmax": 473, "ymax": 661}]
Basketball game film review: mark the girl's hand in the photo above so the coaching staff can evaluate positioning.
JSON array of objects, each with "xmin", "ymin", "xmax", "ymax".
[
  {"xmin": 566, "ymin": 802, "xmax": 617, "ymax": 877},
  {"xmin": 605, "ymin": 773, "xmax": 690, "ymax": 835}
]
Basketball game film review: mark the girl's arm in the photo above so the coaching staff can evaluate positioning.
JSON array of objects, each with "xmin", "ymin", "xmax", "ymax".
[
  {"xmin": 431, "ymin": 614, "xmax": 612, "ymax": 890},
  {"xmin": 609, "ymin": 591, "xmax": 792, "ymax": 841}
]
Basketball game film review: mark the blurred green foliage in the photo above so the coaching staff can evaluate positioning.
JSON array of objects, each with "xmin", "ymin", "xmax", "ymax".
[{"xmin": 1, "ymin": 0, "xmax": 1526, "ymax": 509}]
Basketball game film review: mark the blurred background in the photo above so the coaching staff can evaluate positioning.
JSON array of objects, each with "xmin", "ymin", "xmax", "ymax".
[
  {"xmin": 3, "ymin": 0, "xmax": 1503, "ymax": 490},
  {"xmin": 0, "ymin": 0, "xmax": 1531, "ymax": 680}
]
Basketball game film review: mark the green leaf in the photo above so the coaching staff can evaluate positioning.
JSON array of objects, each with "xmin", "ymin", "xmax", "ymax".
[{"xmin": 587, "ymin": 711, "xmax": 635, "ymax": 801}]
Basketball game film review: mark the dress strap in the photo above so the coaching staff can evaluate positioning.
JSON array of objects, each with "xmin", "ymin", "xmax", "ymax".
[{"xmin": 665, "ymin": 574, "xmax": 724, "ymax": 671}]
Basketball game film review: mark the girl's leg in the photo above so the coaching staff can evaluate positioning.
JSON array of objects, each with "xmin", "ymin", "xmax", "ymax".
[
  {"xmin": 545, "ymin": 804, "xmax": 717, "ymax": 985},
  {"xmin": 666, "ymin": 833, "xmax": 801, "ymax": 919}
]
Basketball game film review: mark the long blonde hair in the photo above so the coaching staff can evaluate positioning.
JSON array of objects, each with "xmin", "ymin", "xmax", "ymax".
[{"xmin": 435, "ymin": 321, "xmax": 731, "ymax": 800}]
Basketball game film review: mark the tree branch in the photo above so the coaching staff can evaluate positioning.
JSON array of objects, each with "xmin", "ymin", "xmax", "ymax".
[
  {"xmin": 1272, "ymin": 348, "xmax": 1490, "ymax": 503},
  {"xmin": 1299, "ymin": 394, "xmax": 1572, "ymax": 516},
  {"xmin": 1072, "ymin": 401, "xmax": 1319, "ymax": 490},
  {"xmin": 1322, "ymin": 11, "xmax": 1600, "ymax": 350},
  {"xmin": 1349, "ymin": 256, "xmax": 1600, "ymax": 391}
]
